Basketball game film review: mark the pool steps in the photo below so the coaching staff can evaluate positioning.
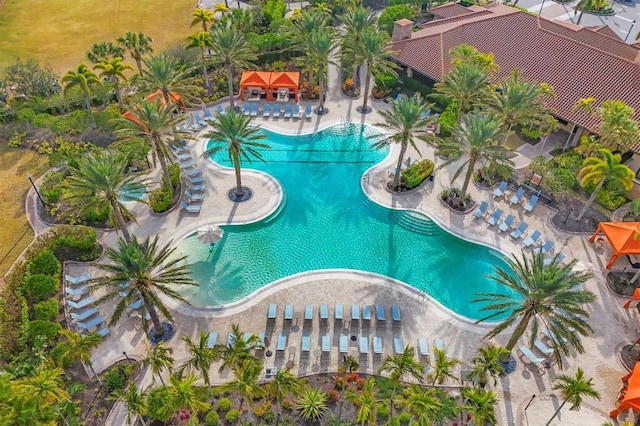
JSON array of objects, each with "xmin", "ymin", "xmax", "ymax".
[{"xmin": 391, "ymin": 210, "xmax": 441, "ymax": 236}]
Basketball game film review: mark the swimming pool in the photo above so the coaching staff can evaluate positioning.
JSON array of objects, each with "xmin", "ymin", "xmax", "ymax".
[
  {"xmin": 174, "ymin": 124, "xmax": 515, "ymax": 319},
  {"xmin": 119, "ymin": 185, "xmax": 146, "ymax": 203}
]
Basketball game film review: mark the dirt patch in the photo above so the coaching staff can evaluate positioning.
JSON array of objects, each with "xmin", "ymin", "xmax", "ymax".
[
  {"xmin": 621, "ymin": 344, "xmax": 640, "ymax": 371},
  {"xmin": 606, "ymin": 271, "xmax": 640, "ymax": 297},
  {"xmin": 549, "ymin": 197, "xmax": 609, "ymax": 234}
]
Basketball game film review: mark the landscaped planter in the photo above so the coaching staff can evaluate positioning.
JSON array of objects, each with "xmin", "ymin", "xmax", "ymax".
[{"xmin": 584, "ymin": 7, "xmax": 616, "ymax": 15}]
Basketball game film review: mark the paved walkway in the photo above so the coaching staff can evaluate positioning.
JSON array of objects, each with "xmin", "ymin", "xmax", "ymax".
[{"xmin": 23, "ymin": 63, "xmax": 637, "ymax": 425}]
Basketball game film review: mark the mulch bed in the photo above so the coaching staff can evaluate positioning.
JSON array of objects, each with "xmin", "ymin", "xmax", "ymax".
[
  {"xmin": 606, "ymin": 271, "xmax": 640, "ymax": 297},
  {"xmin": 548, "ymin": 197, "xmax": 609, "ymax": 234},
  {"xmin": 621, "ymin": 344, "xmax": 640, "ymax": 371}
]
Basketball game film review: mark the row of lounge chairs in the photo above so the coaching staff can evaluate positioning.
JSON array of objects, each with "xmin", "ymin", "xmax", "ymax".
[
  {"xmin": 64, "ymin": 273, "xmax": 110, "ymax": 337},
  {"xmin": 180, "ymin": 105, "xmax": 226, "ymax": 133},
  {"xmin": 172, "ymin": 143, "xmax": 204, "ymax": 214},
  {"xmin": 518, "ymin": 328, "xmax": 566, "ymax": 370},
  {"xmin": 492, "ymin": 181, "xmax": 540, "ymax": 212},
  {"xmin": 269, "ymin": 303, "xmax": 401, "ymax": 322},
  {"xmin": 243, "ymin": 102, "xmax": 313, "ymax": 120}
]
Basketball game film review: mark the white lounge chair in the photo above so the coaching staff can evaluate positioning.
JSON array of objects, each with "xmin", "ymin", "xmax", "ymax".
[
  {"xmin": 534, "ymin": 339, "xmax": 554, "ymax": 355},
  {"xmin": 434, "ymin": 338, "xmax": 445, "ymax": 351},
  {"xmin": 519, "ymin": 345, "xmax": 546, "ymax": 366},
  {"xmin": 418, "ymin": 338, "xmax": 430, "ymax": 357}
]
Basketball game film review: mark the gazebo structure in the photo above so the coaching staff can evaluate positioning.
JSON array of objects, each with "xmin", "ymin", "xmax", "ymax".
[
  {"xmin": 122, "ymin": 89, "xmax": 186, "ymax": 127},
  {"xmin": 589, "ymin": 222, "xmax": 640, "ymax": 269},
  {"xmin": 239, "ymin": 71, "xmax": 271, "ymax": 101},
  {"xmin": 239, "ymin": 71, "xmax": 300, "ymax": 101},
  {"xmin": 269, "ymin": 71, "xmax": 300, "ymax": 102},
  {"xmin": 610, "ymin": 362, "xmax": 640, "ymax": 418}
]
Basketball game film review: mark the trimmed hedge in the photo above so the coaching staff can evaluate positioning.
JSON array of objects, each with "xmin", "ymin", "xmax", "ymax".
[
  {"xmin": 27, "ymin": 250, "xmax": 61, "ymax": 276},
  {"xmin": 33, "ymin": 298, "xmax": 59, "ymax": 321},
  {"xmin": 402, "ymin": 159, "xmax": 435, "ymax": 189},
  {"xmin": 150, "ymin": 185, "xmax": 173, "ymax": 213},
  {"xmin": 378, "ymin": 5, "xmax": 416, "ymax": 34},
  {"xmin": 29, "ymin": 319, "xmax": 61, "ymax": 343},
  {"xmin": 22, "ymin": 274, "xmax": 59, "ymax": 303}
]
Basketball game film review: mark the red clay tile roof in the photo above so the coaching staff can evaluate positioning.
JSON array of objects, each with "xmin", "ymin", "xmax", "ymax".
[
  {"xmin": 392, "ymin": 3, "xmax": 640, "ymax": 133},
  {"xmin": 429, "ymin": 2, "xmax": 476, "ymax": 18}
]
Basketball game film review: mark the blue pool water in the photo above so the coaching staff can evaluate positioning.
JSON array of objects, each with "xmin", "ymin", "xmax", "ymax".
[
  {"xmin": 119, "ymin": 185, "xmax": 146, "ymax": 203},
  {"xmin": 174, "ymin": 124, "xmax": 514, "ymax": 319}
]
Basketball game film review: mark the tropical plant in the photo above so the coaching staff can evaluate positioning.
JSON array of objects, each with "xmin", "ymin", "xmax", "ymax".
[
  {"xmin": 449, "ymin": 44, "xmax": 498, "ymax": 72},
  {"xmin": 573, "ymin": 98, "xmax": 640, "ymax": 151},
  {"xmin": 12, "ymin": 364, "xmax": 71, "ymax": 425},
  {"xmin": 340, "ymin": 7, "xmax": 378, "ymax": 82},
  {"xmin": 221, "ymin": 358, "xmax": 265, "ymax": 423},
  {"xmin": 179, "ymin": 331, "xmax": 216, "ymax": 402},
  {"xmin": 141, "ymin": 341, "xmax": 174, "ymax": 388},
  {"xmin": 86, "ymin": 41, "xmax": 125, "ymax": 64},
  {"xmin": 117, "ymin": 32, "xmax": 154, "ymax": 76},
  {"xmin": 61, "ymin": 63, "xmax": 101, "ymax": 123},
  {"xmin": 576, "ymin": 148, "xmax": 634, "ymax": 220},
  {"xmin": 201, "ymin": 109, "xmax": 269, "ymax": 199},
  {"xmin": 429, "ymin": 347, "xmax": 461, "ymax": 386},
  {"xmin": 437, "ymin": 113, "xmax": 512, "ymax": 206},
  {"xmin": 378, "ymin": 345, "xmax": 424, "ymax": 416},
  {"xmin": 90, "ymin": 235, "xmax": 197, "ymax": 340},
  {"xmin": 461, "ymin": 387, "xmax": 498, "ymax": 426},
  {"xmin": 539, "ymin": 114, "xmax": 560, "ymax": 152},
  {"xmin": 52, "ymin": 329, "xmax": 103, "ymax": 383},
  {"xmin": 213, "ymin": 323, "xmax": 262, "ymax": 373},
  {"xmin": 186, "ymin": 31, "xmax": 214, "ymax": 90},
  {"xmin": 473, "ymin": 251, "xmax": 595, "ymax": 368},
  {"xmin": 342, "ymin": 354, "xmax": 360, "ymax": 373},
  {"xmin": 141, "ymin": 53, "xmax": 197, "ymax": 105},
  {"xmin": 301, "ymin": 27, "xmax": 338, "ymax": 112},
  {"xmin": 191, "ymin": 7, "xmax": 215, "ymax": 31},
  {"xmin": 93, "ymin": 57, "xmax": 134, "ymax": 107},
  {"xmin": 109, "ymin": 384, "xmax": 148, "ymax": 426},
  {"xmin": 345, "ymin": 378, "xmax": 378, "ymax": 425},
  {"xmin": 467, "ymin": 344, "xmax": 510, "ymax": 388},
  {"xmin": 433, "ymin": 61, "xmax": 492, "ymax": 120},
  {"xmin": 157, "ymin": 373, "xmax": 210, "ymax": 423},
  {"xmin": 290, "ymin": 8, "xmax": 331, "ymax": 84},
  {"xmin": 402, "ymin": 384, "xmax": 441, "ymax": 425},
  {"xmin": 265, "ymin": 364, "xmax": 305, "ymax": 426},
  {"xmin": 545, "ymin": 368, "xmax": 600, "ymax": 425},
  {"xmin": 370, "ymin": 93, "xmax": 434, "ymax": 190},
  {"xmin": 296, "ymin": 387, "xmax": 329, "ymax": 422},
  {"xmin": 62, "ymin": 149, "xmax": 146, "ymax": 241}
]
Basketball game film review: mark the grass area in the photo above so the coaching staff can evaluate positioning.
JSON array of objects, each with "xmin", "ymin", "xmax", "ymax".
[
  {"xmin": 0, "ymin": 144, "xmax": 48, "ymax": 276},
  {"xmin": 0, "ymin": 0, "xmax": 194, "ymax": 75}
]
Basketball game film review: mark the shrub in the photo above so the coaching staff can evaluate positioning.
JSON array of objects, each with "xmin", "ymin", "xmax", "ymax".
[
  {"xmin": 398, "ymin": 411, "xmax": 412, "ymax": 424},
  {"xmin": 23, "ymin": 274, "xmax": 59, "ymax": 302},
  {"xmin": 374, "ymin": 72, "xmax": 399, "ymax": 89},
  {"xmin": 300, "ymin": 81, "xmax": 319, "ymax": 100},
  {"xmin": 29, "ymin": 319, "xmax": 61, "ymax": 343},
  {"xmin": 40, "ymin": 171, "xmax": 67, "ymax": 205},
  {"xmin": 254, "ymin": 400, "xmax": 273, "ymax": 418},
  {"xmin": 377, "ymin": 402, "xmax": 390, "ymax": 419},
  {"xmin": 33, "ymin": 298, "xmax": 58, "ymax": 321},
  {"xmin": 225, "ymin": 408, "xmax": 240, "ymax": 422},
  {"xmin": 553, "ymin": 150, "xmax": 584, "ymax": 173},
  {"xmin": 211, "ymin": 386, "xmax": 222, "ymax": 398},
  {"xmin": 7, "ymin": 131, "xmax": 26, "ymax": 147},
  {"xmin": 519, "ymin": 126, "xmax": 541, "ymax": 140},
  {"xmin": 596, "ymin": 188, "xmax": 627, "ymax": 211},
  {"xmin": 282, "ymin": 398, "xmax": 293, "ymax": 411},
  {"xmin": 342, "ymin": 78, "xmax": 355, "ymax": 92},
  {"xmin": 149, "ymin": 185, "xmax": 173, "ymax": 213},
  {"xmin": 169, "ymin": 163, "xmax": 181, "ymax": 188},
  {"xmin": 372, "ymin": 85, "xmax": 391, "ymax": 99},
  {"xmin": 146, "ymin": 386, "xmax": 172, "ymax": 422},
  {"xmin": 266, "ymin": 60, "xmax": 287, "ymax": 72},
  {"xmin": 49, "ymin": 225, "xmax": 100, "ymax": 261},
  {"xmin": 263, "ymin": 0, "xmax": 287, "ymax": 22},
  {"xmin": 333, "ymin": 375, "xmax": 347, "ymax": 390},
  {"xmin": 27, "ymin": 250, "xmax": 61, "ymax": 276},
  {"xmin": 325, "ymin": 389, "xmax": 339, "ymax": 403},
  {"xmin": 402, "ymin": 159, "xmax": 434, "ymax": 189},
  {"xmin": 217, "ymin": 397, "xmax": 232, "ymax": 412},
  {"xmin": 546, "ymin": 168, "xmax": 575, "ymax": 193},
  {"xmin": 205, "ymin": 410, "xmax": 220, "ymax": 426},
  {"xmin": 378, "ymin": 5, "xmax": 416, "ymax": 35},
  {"xmin": 438, "ymin": 102, "xmax": 458, "ymax": 137},
  {"xmin": 400, "ymin": 77, "xmax": 435, "ymax": 99},
  {"xmin": 104, "ymin": 363, "xmax": 130, "ymax": 394},
  {"xmin": 82, "ymin": 205, "xmax": 110, "ymax": 226}
]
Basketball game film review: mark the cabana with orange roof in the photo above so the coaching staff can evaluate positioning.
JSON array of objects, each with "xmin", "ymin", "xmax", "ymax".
[
  {"xmin": 269, "ymin": 71, "xmax": 300, "ymax": 102},
  {"xmin": 239, "ymin": 71, "xmax": 271, "ymax": 101},
  {"xmin": 146, "ymin": 89, "xmax": 186, "ymax": 111},
  {"xmin": 589, "ymin": 222, "xmax": 640, "ymax": 269},
  {"xmin": 610, "ymin": 362, "xmax": 640, "ymax": 418}
]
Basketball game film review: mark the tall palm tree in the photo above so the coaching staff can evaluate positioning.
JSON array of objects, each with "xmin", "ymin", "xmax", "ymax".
[
  {"xmin": 349, "ymin": 28, "xmax": 398, "ymax": 113},
  {"xmin": 340, "ymin": 7, "xmax": 378, "ymax": 82},
  {"xmin": 461, "ymin": 387, "xmax": 497, "ymax": 426},
  {"xmin": 213, "ymin": 323, "xmax": 262, "ymax": 373},
  {"xmin": 157, "ymin": 373, "xmax": 210, "ymax": 424},
  {"xmin": 52, "ymin": 329, "xmax": 103, "ymax": 384},
  {"xmin": 429, "ymin": 347, "xmax": 461, "ymax": 386},
  {"xmin": 545, "ymin": 368, "xmax": 600, "ymax": 425},
  {"xmin": 179, "ymin": 332, "xmax": 216, "ymax": 402},
  {"xmin": 449, "ymin": 44, "xmax": 497, "ymax": 72},
  {"xmin": 117, "ymin": 32, "xmax": 154, "ymax": 76},
  {"xmin": 402, "ymin": 384, "xmax": 441, "ymax": 425},
  {"xmin": 141, "ymin": 53, "xmax": 197, "ymax": 106},
  {"xmin": 12, "ymin": 364, "xmax": 71, "ymax": 425},
  {"xmin": 141, "ymin": 342, "xmax": 174, "ymax": 388},
  {"xmin": 201, "ymin": 109, "xmax": 269, "ymax": 199},
  {"xmin": 94, "ymin": 57, "xmax": 133, "ymax": 108},
  {"xmin": 109, "ymin": 384, "xmax": 148, "ymax": 426},
  {"xmin": 62, "ymin": 149, "xmax": 146, "ymax": 242},
  {"xmin": 290, "ymin": 8, "xmax": 331, "ymax": 85},
  {"xmin": 433, "ymin": 62, "xmax": 492, "ymax": 120},
  {"xmin": 296, "ymin": 386, "xmax": 329, "ymax": 422},
  {"xmin": 370, "ymin": 93, "xmax": 433, "ymax": 190},
  {"xmin": 467, "ymin": 344, "xmax": 510, "ymax": 388},
  {"xmin": 61, "ymin": 63, "xmax": 101, "ymax": 123},
  {"xmin": 473, "ymin": 251, "xmax": 595, "ymax": 368},
  {"xmin": 302, "ymin": 27, "xmax": 338, "ymax": 113},
  {"xmin": 345, "ymin": 378, "xmax": 378, "ymax": 425},
  {"xmin": 576, "ymin": 148, "xmax": 634, "ymax": 220},
  {"xmin": 91, "ymin": 235, "xmax": 197, "ymax": 340},
  {"xmin": 221, "ymin": 358, "xmax": 265, "ymax": 423},
  {"xmin": 539, "ymin": 114, "xmax": 560, "ymax": 152},
  {"xmin": 186, "ymin": 31, "xmax": 214, "ymax": 90},
  {"xmin": 437, "ymin": 113, "xmax": 512, "ymax": 206},
  {"xmin": 191, "ymin": 7, "xmax": 215, "ymax": 31},
  {"xmin": 265, "ymin": 364, "xmax": 305, "ymax": 426},
  {"xmin": 378, "ymin": 345, "xmax": 424, "ymax": 417},
  {"xmin": 597, "ymin": 100, "xmax": 640, "ymax": 151},
  {"xmin": 209, "ymin": 24, "xmax": 256, "ymax": 111}
]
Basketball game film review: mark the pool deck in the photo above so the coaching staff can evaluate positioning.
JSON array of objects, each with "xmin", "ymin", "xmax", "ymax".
[{"xmin": 27, "ymin": 67, "xmax": 638, "ymax": 425}]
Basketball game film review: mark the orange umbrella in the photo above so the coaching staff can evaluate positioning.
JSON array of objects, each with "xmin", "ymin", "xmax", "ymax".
[{"xmin": 624, "ymin": 288, "xmax": 640, "ymax": 309}]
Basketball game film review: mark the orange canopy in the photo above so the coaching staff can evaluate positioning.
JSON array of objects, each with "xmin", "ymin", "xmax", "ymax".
[
  {"xmin": 624, "ymin": 288, "xmax": 640, "ymax": 309},
  {"xmin": 239, "ymin": 71, "xmax": 301, "ymax": 101},
  {"xmin": 589, "ymin": 222, "xmax": 640, "ymax": 269},
  {"xmin": 239, "ymin": 71, "xmax": 271, "ymax": 101},
  {"xmin": 270, "ymin": 72, "xmax": 300, "ymax": 101},
  {"xmin": 611, "ymin": 362, "xmax": 640, "ymax": 418},
  {"xmin": 146, "ymin": 89, "xmax": 186, "ymax": 110}
]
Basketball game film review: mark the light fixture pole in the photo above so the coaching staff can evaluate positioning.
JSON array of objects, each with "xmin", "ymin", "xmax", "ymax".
[
  {"xmin": 123, "ymin": 351, "xmax": 133, "ymax": 364},
  {"xmin": 27, "ymin": 174, "xmax": 46, "ymax": 208},
  {"xmin": 626, "ymin": 20, "xmax": 636, "ymax": 42},
  {"xmin": 539, "ymin": 0, "xmax": 546, "ymax": 15}
]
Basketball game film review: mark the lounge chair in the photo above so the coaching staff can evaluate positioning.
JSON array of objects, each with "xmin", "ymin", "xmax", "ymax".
[
  {"xmin": 301, "ymin": 333, "xmax": 311, "ymax": 351},
  {"xmin": 179, "ymin": 159, "xmax": 196, "ymax": 170},
  {"xmin": 128, "ymin": 299, "xmax": 143, "ymax": 310},
  {"xmin": 359, "ymin": 336, "xmax": 369, "ymax": 354},
  {"xmin": 322, "ymin": 334, "xmax": 330, "ymax": 352},
  {"xmin": 498, "ymin": 215, "xmax": 515, "ymax": 233},
  {"xmin": 204, "ymin": 108, "xmax": 214, "ymax": 120},
  {"xmin": 522, "ymin": 230, "xmax": 542, "ymax": 247},
  {"xmin": 473, "ymin": 201, "xmax": 489, "ymax": 219},
  {"xmin": 362, "ymin": 305, "xmax": 372, "ymax": 320},
  {"xmin": 340, "ymin": 335, "xmax": 349, "ymax": 353},
  {"xmin": 76, "ymin": 315, "xmax": 104, "ymax": 330},
  {"xmin": 320, "ymin": 304, "xmax": 329, "ymax": 319},
  {"xmin": 250, "ymin": 103, "xmax": 258, "ymax": 117},
  {"xmin": 188, "ymin": 175, "xmax": 204, "ymax": 184},
  {"xmin": 68, "ymin": 296, "xmax": 95, "ymax": 310},
  {"xmin": 180, "ymin": 201, "xmax": 201, "ymax": 214},
  {"xmin": 293, "ymin": 104, "xmax": 300, "ymax": 118},
  {"xmin": 533, "ymin": 240, "xmax": 554, "ymax": 255},
  {"xmin": 273, "ymin": 103, "xmax": 281, "ymax": 118},
  {"xmin": 394, "ymin": 337, "xmax": 404, "ymax": 354},
  {"xmin": 243, "ymin": 103, "xmax": 250, "ymax": 116},
  {"xmin": 534, "ymin": 339, "xmax": 554, "ymax": 355},
  {"xmin": 276, "ymin": 333, "xmax": 287, "ymax": 351},
  {"xmin": 373, "ymin": 336, "xmax": 383, "ymax": 354},
  {"xmin": 190, "ymin": 183, "xmax": 205, "ymax": 192},
  {"xmin": 523, "ymin": 195, "xmax": 539, "ymax": 212},
  {"xmin": 174, "ymin": 151, "xmax": 192, "ymax": 162},
  {"xmin": 187, "ymin": 118, "xmax": 200, "ymax": 131},
  {"xmin": 83, "ymin": 327, "xmax": 109, "ymax": 338},
  {"xmin": 65, "ymin": 285, "xmax": 89, "ymax": 296},
  {"xmin": 226, "ymin": 333, "xmax": 236, "ymax": 348},
  {"xmin": 263, "ymin": 103, "xmax": 271, "ymax": 118},
  {"xmin": 510, "ymin": 222, "xmax": 528, "ymax": 239},
  {"xmin": 542, "ymin": 328, "xmax": 569, "ymax": 343},
  {"xmin": 335, "ymin": 304, "xmax": 344, "ymax": 320},
  {"xmin": 257, "ymin": 333, "xmax": 266, "ymax": 348},
  {"xmin": 284, "ymin": 103, "xmax": 292, "ymax": 118},
  {"xmin": 544, "ymin": 252, "xmax": 565, "ymax": 266},
  {"xmin": 70, "ymin": 307, "xmax": 98, "ymax": 321},
  {"xmin": 185, "ymin": 167, "xmax": 202, "ymax": 177},
  {"xmin": 509, "ymin": 188, "xmax": 525, "ymax": 205},
  {"xmin": 304, "ymin": 304, "xmax": 314, "ymax": 320},
  {"xmin": 268, "ymin": 304, "xmax": 277, "ymax": 319},
  {"xmin": 305, "ymin": 103, "xmax": 312, "ymax": 119},
  {"xmin": 351, "ymin": 305, "xmax": 360, "ymax": 320},
  {"xmin": 486, "ymin": 208, "xmax": 504, "ymax": 226},
  {"xmin": 284, "ymin": 304, "xmax": 293, "ymax": 320},
  {"xmin": 392, "ymin": 306, "xmax": 401, "ymax": 321},
  {"xmin": 434, "ymin": 338, "xmax": 445, "ymax": 351},
  {"xmin": 65, "ymin": 273, "xmax": 91, "ymax": 284},
  {"xmin": 493, "ymin": 181, "xmax": 508, "ymax": 198},
  {"xmin": 184, "ymin": 190, "xmax": 204, "ymax": 202},
  {"xmin": 418, "ymin": 338, "xmax": 430, "ymax": 357},
  {"xmin": 519, "ymin": 345, "xmax": 546, "ymax": 365},
  {"xmin": 376, "ymin": 305, "xmax": 386, "ymax": 321},
  {"xmin": 216, "ymin": 105, "xmax": 225, "ymax": 115},
  {"xmin": 194, "ymin": 113, "xmax": 207, "ymax": 127},
  {"xmin": 206, "ymin": 332, "xmax": 218, "ymax": 348}
]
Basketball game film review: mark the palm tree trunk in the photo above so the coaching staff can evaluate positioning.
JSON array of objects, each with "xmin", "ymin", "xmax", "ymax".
[
  {"xmin": 202, "ymin": 52, "xmax": 210, "ymax": 89},
  {"xmin": 158, "ymin": 372, "xmax": 167, "ymax": 388},
  {"xmin": 576, "ymin": 179, "xmax": 605, "ymax": 220},
  {"xmin": 115, "ymin": 79, "xmax": 124, "ymax": 108},
  {"xmin": 54, "ymin": 405, "xmax": 70, "ymax": 426},
  {"xmin": 545, "ymin": 400, "xmax": 567, "ymax": 425},
  {"xmin": 110, "ymin": 200, "xmax": 131, "ymax": 242},
  {"xmin": 84, "ymin": 93, "xmax": 95, "ymax": 124},
  {"xmin": 351, "ymin": 65, "xmax": 358, "ymax": 85},
  {"xmin": 576, "ymin": 10, "xmax": 584, "ymax": 25},
  {"xmin": 504, "ymin": 312, "xmax": 534, "ymax": 353},
  {"xmin": 318, "ymin": 64, "xmax": 326, "ymax": 111},
  {"xmin": 137, "ymin": 414, "xmax": 147, "ymax": 426},
  {"xmin": 308, "ymin": 67, "xmax": 314, "ymax": 88},
  {"xmin": 226, "ymin": 64, "xmax": 235, "ymax": 110},
  {"xmin": 153, "ymin": 141, "xmax": 172, "ymax": 188},
  {"xmin": 232, "ymin": 152, "xmax": 244, "ymax": 197},
  {"xmin": 134, "ymin": 56, "xmax": 143, "ymax": 76},
  {"xmin": 361, "ymin": 66, "xmax": 371, "ymax": 112},
  {"xmin": 89, "ymin": 363, "xmax": 104, "ymax": 387},
  {"xmin": 393, "ymin": 141, "xmax": 408, "ymax": 189},
  {"xmin": 459, "ymin": 157, "xmax": 477, "ymax": 205},
  {"xmin": 142, "ymin": 293, "xmax": 165, "ymax": 338},
  {"xmin": 504, "ymin": 123, "xmax": 513, "ymax": 145}
]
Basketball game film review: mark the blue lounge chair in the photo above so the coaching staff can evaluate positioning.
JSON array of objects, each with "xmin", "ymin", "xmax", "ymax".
[
  {"xmin": 473, "ymin": 201, "xmax": 489, "ymax": 219},
  {"xmin": 185, "ymin": 168, "xmax": 202, "ymax": 177},
  {"xmin": 394, "ymin": 337, "xmax": 404, "ymax": 354},
  {"xmin": 534, "ymin": 339, "xmax": 554, "ymax": 355},
  {"xmin": 204, "ymin": 108, "xmax": 214, "ymax": 120},
  {"xmin": 258, "ymin": 333, "xmax": 266, "ymax": 348},
  {"xmin": 70, "ymin": 307, "xmax": 98, "ymax": 321},
  {"xmin": 534, "ymin": 240, "xmax": 554, "ymax": 254},
  {"xmin": 76, "ymin": 315, "xmax": 104, "ymax": 330},
  {"xmin": 524, "ymin": 195, "xmax": 539, "ymax": 213},
  {"xmin": 498, "ymin": 215, "xmax": 515, "ymax": 233},
  {"xmin": 335, "ymin": 304, "xmax": 344, "ymax": 320},
  {"xmin": 434, "ymin": 338, "xmax": 445, "ymax": 351},
  {"xmin": 68, "ymin": 296, "xmax": 95, "ymax": 310},
  {"xmin": 284, "ymin": 304, "xmax": 293, "ymax": 320},
  {"xmin": 174, "ymin": 151, "xmax": 192, "ymax": 162},
  {"xmin": 206, "ymin": 332, "xmax": 218, "ymax": 348},
  {"xmin": 373, "ymin": 336, "xmax": 383, "ymax": 354},
  {"xmin": 95, "ymin": 327, "xmax": 110, "ymax": 337},
  {"xmin": 522, "ymin": 230, "xmax": 542, "ymax": 247},
  {"xmin": 392, "ymin": 306, "xmax": 401, "ymax": 321},
  {"xmin": 273, "ymin": 103, "xmax": 281, "ymax": 118},
  {"xmin": 340, "ymin": 335, "xmax": 349, "ymax": 353},
  {"xmin": 305, "ymin": 103, "xmax": 312, "ymax": 119},
  {"xmin": 351, "ymin": 305, "xmax": 360, "ymax": 320},
  {"xmin": 263, "ymin": 103, "xmax": 271, "ymax": 118},
  {"xmin": 304, "ymin": 304, "xmax": 314, "ymax": 320},
  {"xmin": 486, "ymin": 209, "xmax": 503, "ymax": 226},
  {"xmin": 320, "ymin": 304, "xmax": 329, "ymax": 319},
  {"xmin": 250, "ymin": 103, "xmax": 258, "ymax": 117},
  {"xmin": 216, "ymin": 104, "xmax": 225, "ymax": 115},
  {"xmin": 418, "ymin": 338, "xmax": 430, "ymax": 357},
  {"xmin": 419, "ymin": 109, "xmax": 431, "ymax": 119},
  {"xmin": 65, "ymin": 285, "xmax": 89, "ymax": 296},
  {"xmin": 276, "ymin": 333, "xmax": 287, "ymax": 351},
  {"xmin": 194, "ymin": 113, "xmax": 207, "ymax": 127},
  {"xmin": 542, "ymin": 328, "xmax": 570, "ymax": 343},
  {"xmin": 362, "ymin": 305, "xmax": 372, "ymax": 320},
  {"xmin": 179, "ymin": 158, "xmax": 195, "ymax": 169},
  {"xmin": 493, "ymin": 181, "xmax": 508, "ymax": 198},
  {"xmin": 376, "ymin": 305, "xmax": 386, "ymax": 321},
  {"xmin": 301, "ymin": 333, "xmax": 311, "ymax": 351},
  {"xmin": 322, "ymin": 334, "xmax": 330, "ymax": 352},
  {"xmin": 243, "ymin": 103, "xmax": 250, "ymax": 116},
  {"xmin": 226, "ymin": 334, "xmax": 235, "ymax": 348},
  {"xmin": 188, "ymin": 175, "xmax": 204, "ymax": 184},
  {"xmin": 544, "ymin": 252, "xmax": 565, "ymax": 266},
  {"xmin": 359, "ymin": 336, "xmax": 369, "ymax": 354},
  {"xmin": 65, "ymin": 273, "xmax": 91, "ymax": 284},
  {"xmin": 190, "ymin": 183, "xmax": 205, "ymax": 192},
  {"xmin": 293, "ymin": 104, "xmax": 300, "ymax": 118},
  {"xmin": 509, "ymin": 188, "xmax": 525, "ymax": 205},
  {"xmin": 284, "ymin": 103, "xmax": 292, "ymax": 118},
  {"xmin": 128, "ymin": 298, "xmax": 143, "ymax": 310},
  {"xmin": 510, "ymin": 222, "xmax": 528, "ymax": 239},
  {"xmin": 181, "ymin": 201, "xmax": 201, "ymax": 214},
  {"xmin": 187, "ymin": 117, "xmax": 200, "ymax": 131},
  {"xmin": 268, "ymin": 304, "xmax": 277, "ymax": 319},
  {"xmin": 184, "ymin": 191, "xmax": 204, "ymax": 202}
]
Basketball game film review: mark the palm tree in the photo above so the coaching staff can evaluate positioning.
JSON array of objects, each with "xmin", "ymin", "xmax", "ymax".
[
  {"xmin": 461, "ymin": 387, "xmax": 497, "ymax": 426},
  {"xmin": 402, "ymin": 384, "xmax": 441, "ymax": 425},
  {"xmin": 345, "ymin": 378, "xmax": 378, "ymax": 425},
  {"xmin": 62, "ymin": 149, "xmax": 146, "ymax": 242},
  {"xmin": 141, "ymin": 53, "xmax": 197, "ymax": 106},
  {"xmin": 86, "ymin": 41, "xmax": 125, "ymax": 64},
  {"xmin": 296, "ymin": 386, "xmax": 329, "ymax": 422},
  {"xmin": 12, "ymin": 364, "xmax": 71, "ymax": 425},
  {"xmin": 109, "ymin": 384, "xmax": 148, "ymax": 426},
  {"xmin": 370, "ymin": 93, "xmax": 433, "ymax": 190},
  {"xmin": 467, "ymin": 344, "xmax": 510, "ymax": 388},
  {"xmin": 449, "ymin": 44, "xmax": 497, "ymax": 72},
  {"xmin": 302, "ymin": 27, "xmax": 338, "ymax": 113},
  {"xmin": 94, "ymin": 57, "xmax": 133, "ymax": 108},
  {"xmin": 429, "ymin": 347, "xmax": 461, "ymax": 386},
  {"xmin": 52, "ymin": 329, "xmax": 103, "ymax": 384},
  {"xmin": 221, "ymin": 358, "xmax": 265, "ymax": 423},
  {"xmin": 201, "ymin": 109, "xmax": 269, "ymax": 199},
  {"xmin": 598, "ymin": 100, "xmax": 640, "ymax": 151},
  {"xmin": 378, "ymin": 345, "xmax": 424, "ymax": 417},
  {"xmin": 186, "ymin": 31, "xmax": 214, "ymax": 90},
  {"xmin": 539, "ymin": 114, "xmax": 560, "ymax": 152},
  {"xmin": 437, "ymin": 113, "xmax": 512, "ymax": 205},
  {"xmin": 265, "ymin": 364, "xmax": 305, "ymax": 426},
  {"xmin": 141, "ymin": 341, "xmax": 174, "ymax": 388},
  {"xmin": 574, "ymin": 0, "xmax": 593, "ymax": 24},
  {"xmin": 290, "ymin": 8, "xmax": 331, "ymax": 85},
  {"xmin": 179, "ymin": 332, "xmax": 216, "ymax": 402},
  {"xmin": 91, "ymin": 235, "xmax": 197, "ymax": 340},
  {"xmin": 214, "ymin": 323, "xmax": 262, "ymax": 373},
  {"xmin": 117, "ymin": 32, "xmax": 154, "ymax": 76},
  {"xmin": 576, "ymin": 148, "xmax": 634, "ymax": 220},
  {"xmin": 349, "ymin": 28, "xmax": 398, "ymax": 113},
  {"xmin": 340, "ymin": 7, "xmax": 378, "ymax": 82},
  {"xmin": 342, "ymin": 354, "xmax": 360, "ymax": 373},
  {"xmin": 209, "ymin": 24, "xmax": 256, "ymax": 111},
  {"xmin": 473, "ymin": 251, "xmax": 595, "ymax": 368},
  {"xmin": 433, "ymin": 61, "xmax": 492, "ymax": 120},
  {"xmin": 191, "ymin": 7, "xmax": 215, "ymax": 31},
  {"xmin": 61, "ymin": 63, "xmax": 101, "ymax": 123},
  {"xmin": 157, "ymin": 373, "xmax": 210, "ymax": 424},
  {"xmin": 545, "ymin": 368, "xmax": 600, "ymax": 425}
]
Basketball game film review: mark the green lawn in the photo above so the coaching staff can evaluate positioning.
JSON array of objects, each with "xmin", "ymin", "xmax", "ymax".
[{"xmin": 0, "ymin": 0, "xmax": 194, "ymax": 75}]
